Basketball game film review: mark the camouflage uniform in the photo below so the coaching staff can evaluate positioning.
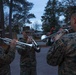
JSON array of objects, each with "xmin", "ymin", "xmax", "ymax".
[
  {"xmin": 47, "ymin": 32, "xmax": 76, "ymax": 75},
  {"xmin": 17, "ymin": 38, "xmax": 40, "ymax": 75},
  {"xmin": 0, "ymin": 46, "xmax": 15, "ymax": 75}
]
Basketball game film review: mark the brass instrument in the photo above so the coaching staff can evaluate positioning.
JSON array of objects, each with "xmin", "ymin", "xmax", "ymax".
[
  {"xmin": 41, "ymin": 28, "xmax": 69, "ymax": 42},
  {"xmin": 0, "ymin": 37, "xmax": 40, "ymax": 51},
  {"xmin": 41, "ymin": 33, "xmax": 56, "ymax": 41},
  {"xmin": 31, "ymin": 37, "xmax": 40, "ymax": 52}
]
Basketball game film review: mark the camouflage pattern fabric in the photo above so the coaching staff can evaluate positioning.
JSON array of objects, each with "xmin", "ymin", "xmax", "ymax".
[
  {"xmin": 47, "ymin": 32, "xmax": 76, "ymax": 75},
  {"xmin": 17, "ymin": 38, "xmax": 37, "ymax": 75},
  {"xmin": 0, "ymin": 46, "xmax": 15, "ymax": 75}
]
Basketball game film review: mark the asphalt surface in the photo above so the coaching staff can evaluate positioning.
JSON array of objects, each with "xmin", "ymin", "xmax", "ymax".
[{"xmin": 10, "ymin": 38, "xmax": 58, "ymax": 75}]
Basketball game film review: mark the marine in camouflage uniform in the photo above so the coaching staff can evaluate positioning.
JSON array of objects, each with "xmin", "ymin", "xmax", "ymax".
[
  {"xmin": 17, "ymin": 38, "xmax": 40, "ymax": 75},
  {"xmin": 47, "ymin": 33, "xmax": 76, "ymax": 75},
  {"xmin": 0, "ymin": 39, "xmax": 16, "ymax": 75},
  {"xmin": 47, "ymin": 13, "xmax": 76, "ymax": 75}
]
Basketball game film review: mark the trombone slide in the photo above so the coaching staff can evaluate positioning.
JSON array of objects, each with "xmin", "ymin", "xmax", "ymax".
[
  {"xmin": 0, "ymin": 37, "xmax": 33, "ymax": 48},
  {"xmin": 0, "ymin": 37, "xmax": 40, "ymax": 52}
]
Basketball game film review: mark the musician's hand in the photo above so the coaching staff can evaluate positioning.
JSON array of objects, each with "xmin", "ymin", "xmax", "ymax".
[
  {"xmin": 10, "ymin": 39, "xmax": 17, "ymax": 48},
  {"xmin": 54, "ymin": 29, "xmax": 65, "ymax": 41},
  {"xmin": 54, "ymin": 35, "xmax": 62, "ymax": 41}
]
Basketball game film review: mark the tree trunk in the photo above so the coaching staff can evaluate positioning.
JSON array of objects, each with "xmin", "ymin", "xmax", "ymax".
[
  {"xmin": 0, "ymin": 0, "xmax": 5, "ymax": 37},
  {"xmin": 9, "ymin": 0, "xmax": 13, "ymax": 38}
]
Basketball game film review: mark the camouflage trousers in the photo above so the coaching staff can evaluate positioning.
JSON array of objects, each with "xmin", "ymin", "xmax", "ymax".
[
  {"xmin": 0, "ymin": 65, "xmax": 11, "ymax": 75},
  {"xmin": 20, "ymin": 66, "xmax": 37, "ymax": 75}
]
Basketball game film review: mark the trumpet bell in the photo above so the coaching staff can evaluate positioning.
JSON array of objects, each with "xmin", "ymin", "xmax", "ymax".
[{"xmin": 41, "ymin": 35, "xmax": 47, "ymax": 42}]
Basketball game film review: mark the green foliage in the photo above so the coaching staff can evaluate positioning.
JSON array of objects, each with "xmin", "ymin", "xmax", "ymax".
[
  {"xmin": 41, "ymin": 0, "xmax": 76, "ymax": 33},
  {"xmin": 11, "ymin": 0, "xmax": 35, "ymax": 25},
  {"xmin": 3, "ymin": 0, "xmax": 35, "ymax": 28},
  {"xmin": 5, "ymin": 25, "xmax": 19, "ymax": 33},
  {"xmin": 2, "ymin": 0, "xmax": 76, "ymax": 36},
  {"xmin": 5, "ymin": 25, "xmax": 10, "ymax": 32},
  {"xmin": 41, "ymin": 0, "xmax": 61, "ymax": 33},
  {"xmin": 60, "ymin": 0, "xmax": 76, "ymax": 25},
  {"xmin": 12, "ymin": 25, "xmax": 19, "ymax": 33}
]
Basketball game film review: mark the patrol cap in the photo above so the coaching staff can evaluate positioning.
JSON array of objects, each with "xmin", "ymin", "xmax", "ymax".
[{"xmin": 23, "ymin": 26, "xmax": 31, "ymax": 33}]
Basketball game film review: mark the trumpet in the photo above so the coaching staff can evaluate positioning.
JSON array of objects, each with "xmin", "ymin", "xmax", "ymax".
[
  {"xmin": 31, "ymin": 37, "xmax": 40, "ymax": 52},
  {"xmin": 41, "ymin": 28, "xmax": 70, "ymax": 42},
  {"xmin": 0, "ymin": 37, "xmax": 40, "ymax": 51}
]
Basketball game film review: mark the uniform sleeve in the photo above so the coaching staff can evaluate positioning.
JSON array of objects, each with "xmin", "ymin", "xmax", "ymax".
[
  {"xmin": 46, "ymin": 39, "xmax": 66, "ymax": 66},
  {"xmin": 17, "ymin": 38, "xmax": 28, "ymax": 55},
  {"xmin": 32, "ymin": 45, "xmax": 41, "ymax": 53},
  {"xmin": 17, "ymin": 46, "xmax": 28, "ymax": 55},
  {"xmin": 0, "ymin": 47, "xmax": 16, "ymax": 64}
]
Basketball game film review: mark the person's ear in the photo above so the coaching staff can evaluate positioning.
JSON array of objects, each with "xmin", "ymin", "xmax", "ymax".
[{"xmin": 73, "ymin": 18, "xmax": 76, "ymax": 24}]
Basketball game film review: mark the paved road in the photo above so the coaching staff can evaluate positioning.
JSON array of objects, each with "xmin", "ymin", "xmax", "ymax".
[{"xmin": 10, "ymin": 41, "xmax": 58, "ymax": 75}]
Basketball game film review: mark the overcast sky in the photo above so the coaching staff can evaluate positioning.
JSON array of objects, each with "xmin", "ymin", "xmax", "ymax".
[
  {"xmin": 29, "ymin": 0, "xmax": 48, "ymax": 24},
  {"xmin": 4, "ymin": 0, "xmax": 48, "ymax": 30},
  {"xmin": 27, "ymin": 0, "xmax": 65, "ymax": 30}
]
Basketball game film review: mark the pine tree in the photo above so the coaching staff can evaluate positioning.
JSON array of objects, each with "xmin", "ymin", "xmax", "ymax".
[
  {"xmin": 61, "ymin": 0, "xmax": 76, "ymax": 25},
  {"xmin": 41, "ymin": 0, "xmax": 62, "ymax": 33},
  {"xmin": 12, "ymin": 0, "xmax": 35, "ymax": 25},
  {"xmin": 0, "ymin": 0, "xmax": 5, "ymax": 37},
  {"xmin": 2, "ymin": 0, "xmax": 35, "ymax": 38}
]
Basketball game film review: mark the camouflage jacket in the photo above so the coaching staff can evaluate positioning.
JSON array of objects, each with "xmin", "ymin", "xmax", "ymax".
[
  {"xmin": 47, "ymin": 32, "xmax": 76, "ymax": 75},
  {"xmin": 17, "ymin": 38, "xmax": 39, "ymax": 68},
  {"xmin": 0, "ymin": 46, "xmax": 15, "ymax": 75}
]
